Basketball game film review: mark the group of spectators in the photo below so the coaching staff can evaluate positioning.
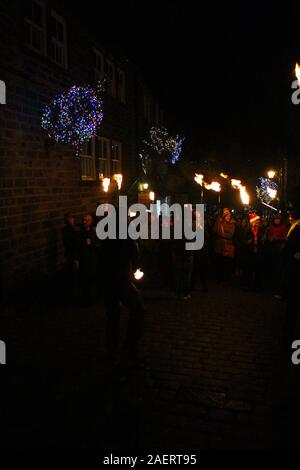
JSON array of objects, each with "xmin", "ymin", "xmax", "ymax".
[{"xmin": 62, "ymin": 204, "xmax": 300, "ymax": 357}]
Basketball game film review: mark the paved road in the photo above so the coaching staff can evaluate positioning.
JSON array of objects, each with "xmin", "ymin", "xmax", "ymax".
[{"xmin": 1, "ymin": 281, "xmax": 300, "ymax": 450}]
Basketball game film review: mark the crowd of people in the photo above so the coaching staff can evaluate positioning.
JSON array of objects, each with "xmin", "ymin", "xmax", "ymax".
[{"xmin": 62, "ymin": 204, "xmax": 300, "ymax": 359}]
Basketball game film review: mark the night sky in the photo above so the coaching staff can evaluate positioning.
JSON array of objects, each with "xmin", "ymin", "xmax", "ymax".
[{"xmin": 75, "ymin": 1, "xmax": 300, "ymax": 175}]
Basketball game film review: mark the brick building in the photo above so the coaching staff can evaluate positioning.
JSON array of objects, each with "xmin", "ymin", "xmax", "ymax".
[{"xmin": 0, "ymin": 0, "xmax": 164, "ymax": 294}]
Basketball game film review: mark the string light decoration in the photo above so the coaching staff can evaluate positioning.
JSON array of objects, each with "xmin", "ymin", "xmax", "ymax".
[
  {"xmin": 41, "ymin": 83, "xmax": 104, "ymax": 156},
  {"xmin": 256, "ymin": 177, "xmax": 278, "ymax": 205},
  {"xmin": 141, "ymin": 126, "xmax": 185, "ymax": 167}
]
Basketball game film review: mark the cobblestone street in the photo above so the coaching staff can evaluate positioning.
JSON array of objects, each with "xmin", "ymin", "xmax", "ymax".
[{"xmin": 1, "ymin": 281, "xmax": 300, "ymax": 450}]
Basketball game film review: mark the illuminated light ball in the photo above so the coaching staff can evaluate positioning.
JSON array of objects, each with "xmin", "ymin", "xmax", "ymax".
[{"xmin": 41, "ymin": 84, "xmax": 104, "ymax": 156}]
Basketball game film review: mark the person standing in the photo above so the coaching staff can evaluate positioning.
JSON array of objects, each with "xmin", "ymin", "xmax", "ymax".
[
  {"xmin": 62, "ymin": 213, "xmax": 80, "ymax": 296},
  {"xmin": 78, "ymin": 214, "xmax": 98, "ymax": 305},
  {"xmin": 214, "ymin": 208, "xmax": 236, "ymax": 282},
  {"xmin": 282, "ymin": 208, "xmax": 300, "ymax": 339}
]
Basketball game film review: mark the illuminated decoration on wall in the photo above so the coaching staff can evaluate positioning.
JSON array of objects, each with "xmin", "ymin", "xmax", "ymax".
[
  {"xmin": 101, "ymin": 177, "xmax": 110, "ymax": 193},
  {"xmin": 141, "ymin": 126, "xmax": 185, "ymax": 168},
  {"xmin": 41, "ymin": 83, "xmax": 104, "ymax": 156},
  {"xmin": 256, "ymin": 177, "xmax": 278, "ymax": 205},
  {"xmin": 113, "ymin": 174, "xmax": 123, "ymax": 190}
]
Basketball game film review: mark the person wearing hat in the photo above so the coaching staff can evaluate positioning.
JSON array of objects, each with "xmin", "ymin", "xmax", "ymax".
[{"xmin": 244, "ymin": 212, "xmax": 265, "ymax": 291}]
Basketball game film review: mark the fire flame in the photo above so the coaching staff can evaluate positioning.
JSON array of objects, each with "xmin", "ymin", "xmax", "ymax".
[
  {"xmin": 220, "ymin": 173, "xmax": 229, "ymax": 179},
  {"xmin": 295, "ymin": 63, "xmax": 300, "ymax": 87},
  {"xmin": 149, "ymin": 191, "xmax": 155, "ymax": 202},
  {"xmin": 231, "ymin": 179, "xmax": 242, "ymax": 190},
  {"xmin": 194, "ymin": 174, "xmax": 204, "ymax": 186},
  {"xmin": 102, "ymin": 177, "xmax": 110, "ymax": 193},
  {"xmin": 113, "ymin": 174, "xmax": 123, "ymax": 190},
  {"xmin": 134, "ymin": 269, "xmax": 144, "ymax": 281},
  {"xmin": 204, "ymin": 181, "xmax": 221, "ymax": 192},
  {"xmin": 240, "ymin": 185, "xmax": 250, "ymax": 205}
]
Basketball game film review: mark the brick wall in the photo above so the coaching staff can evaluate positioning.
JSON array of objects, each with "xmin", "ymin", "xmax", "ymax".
[{"xmin": 0, "ymin": 0, "xmax": 141, "ymax": 293}]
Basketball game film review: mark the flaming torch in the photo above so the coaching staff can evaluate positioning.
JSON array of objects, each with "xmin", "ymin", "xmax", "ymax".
[
  {"xmin": 113, "ymin": 174, "xmax": 123, "ymax": 191},
  {"xmin": 204, "ymin": 181, "xmax": 221, "ymax": 207},
  {"xmin": 102, "ymin": 177, "xmax": 110, "ymax": 193},
  {"xmin": 194, "ymin": 173, "xmax": 205, "ymax": 203},
  {"xmin": 231, "ymin": 179, "xmax": 250, "ymax": 206},
  {"xmin": 295, "ymin": 63, "xmax": 300, "ymax": 87}
]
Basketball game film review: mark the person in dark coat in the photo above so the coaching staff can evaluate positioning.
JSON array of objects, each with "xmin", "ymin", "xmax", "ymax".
[
  {"xmin": 78, "ymin": 214, "xmax": 98, "ymax": 304},
  {"xmin": 282, "ymin": 207, "xmax": 300, "ymax": 339},
  {"xmin": 62, "ymin": 213, "xmax": 80, "ymax": 293},
  {"xmin": 99, "ymin": 227, "xmax": 145, "ymax": 361}
]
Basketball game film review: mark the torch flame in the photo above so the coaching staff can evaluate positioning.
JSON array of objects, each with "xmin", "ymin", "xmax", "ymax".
[
  {"xmin": 194, "ymin": 173, "xmax": 204, "ymax": 186},
  {"xmin": 134, "ymin": 269, "xmax": 144, "ymax": 281},
  {"xmin": 240, "ymin": 185, "xmax": 250, "ymax": 205},
  {"xmin": 220, "ymin": 173, "xmax": 229, "ymax": 179},
  {"xmin": 102, "ymin": 177, "xmax": 110, "ymax": 193},
  {"xmin": 295, "ymin": 63, "xmax": 300, "ymax": 87},
  {"xmin": 231, "ymin": 179, "xmax": 242, "ymax": 190},
  {"xmin": 204, "ymin": 181, "xmax": 221, "ymax": 192},
  {"xmin": 113, "ymin": 174, "xmax": 123, "ymax": 190}
]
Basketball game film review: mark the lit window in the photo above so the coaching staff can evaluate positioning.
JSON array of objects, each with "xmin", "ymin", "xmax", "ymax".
[
  {"xmin": 111, "ymin": 141, "xmax": 122, "ymax": 174},
  {"xmin": 24, "ymin": 0, "xmax": 46, "ymax": 55},
  {"xmin": 81, "ymin": 140, "xmax": 96, "ymax": 181},
  {"xmin": 50, "ymin": 11, "xmax": 67, "ymax": 68}
]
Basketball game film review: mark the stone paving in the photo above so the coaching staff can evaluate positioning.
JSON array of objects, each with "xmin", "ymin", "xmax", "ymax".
[{"xmin": 1, "ymin": 281, "xmax": 300, "ymax": 450}]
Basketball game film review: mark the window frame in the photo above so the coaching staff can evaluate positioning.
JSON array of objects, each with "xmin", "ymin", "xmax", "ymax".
[
  {"xmin": 24, "ymin": 0, "xmax": 47, "ymax": 56},
  {"xmin": 80, "ymin": 140, "xmax": 96, "ymax": 181},
  {"xmin": 106, "ymin": 59, "xmax": 116, "ymax": 97},
  {"xmin": 94, "ymin": 48, "xmax": 104, "ymax": 83},
  {"xmin": 111, "ymin": 140, "xmax": 123, "ymax": 175},
  {"xmin": 50, "ymin": 9, "xmax": 68, "ymax": 69},
  {"xmin": 95, "ymin": 136, "xmax": 111, "ymax": 179}
]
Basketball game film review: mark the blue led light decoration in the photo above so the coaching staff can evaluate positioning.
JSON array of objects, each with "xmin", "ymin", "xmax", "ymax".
[
  {"xmin": 141, "ymin": 126, "xmax": 185, "ymax": 167},
  {"xmin": 41, "ymin": 83, "xmax": 104, "ymax": 156}
]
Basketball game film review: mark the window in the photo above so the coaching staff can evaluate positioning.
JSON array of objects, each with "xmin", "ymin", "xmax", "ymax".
[
  {"xmin": 81, "ymin": 140, "xmax": 96, "ymax": 181},
  {"xmin": 111, "ymin": 141, "xmax": 122, "ymax": 174},
  {"xmin": 95, "ymin": 137, "xmax": 110, "ymax": 177},
  {"xmin": 105, "ymin": 60, "xmax": 116, "ymax": 97},
  {"xmin": 116, "ymin": 68, "xmax": 126, "ymax": 103},
  {"xmin": 50, "ymin": 11, "xmax": 67, "ymax": 68},
  {"xmin": 24, "ymin": 0, "xmax": 46, "ymax": 55},
  {"xmin": 94, "ymin": 49, "xmax": 104, "ymax": 83}
]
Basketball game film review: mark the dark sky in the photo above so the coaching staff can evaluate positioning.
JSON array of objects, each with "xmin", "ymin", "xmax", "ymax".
[{"xmin": 74, "ymin": 1, "xmax": 300, "ymax": 174}]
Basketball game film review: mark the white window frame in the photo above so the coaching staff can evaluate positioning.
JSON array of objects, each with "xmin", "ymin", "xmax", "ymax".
[
  {"xmin": 81, "ymin": 140, "xmax": 96, "ymax": 181},
  {"xmin": 106, "ymin": 59, "xmax": 116, "ymax": 97},
  {"xmin": 50, "ymin": 10, "xmax": 68, "ymax": 68},
  {"xmin": 24, "ymin": 0, "xmax": 46, "ymax": 56},
  {"xmin": 95, "ymin": 136, "xmax": 111, "ymax": 178},
  {"xmin": 111, "ymin": 140, "xmax": 122, "ymax": 175},
  {"xmin": 94, "ymin": 48, "xmax": 104, "ymax": 83},
  {"xmin": 116, "ymin": 67, "xmax": 126, "ymax": 103}
]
